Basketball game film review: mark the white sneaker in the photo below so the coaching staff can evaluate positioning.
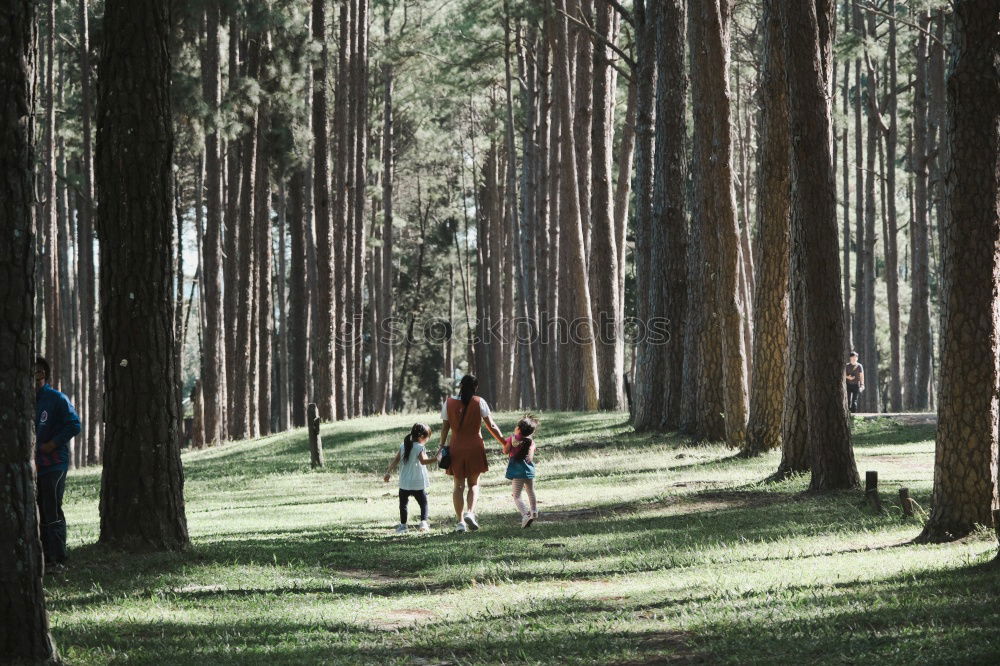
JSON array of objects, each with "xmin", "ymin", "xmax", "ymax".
[
  {"xmin": 521, "ymin": 514, "xmax": 535, "ymax": 528},
  {"xmin": 418, "ymin": 520, "xmax": 430, "ymax": 532},
  {"xmin": 454, "ymin": 521, "xmax": 468, "ymax": 533},
  {"xmin": 395, "ymin": 524, "xmax": 408, "ymax": 534},
  {"xmin": 463, "ymin": 512, "xmax": 480, "ymax": 531}
]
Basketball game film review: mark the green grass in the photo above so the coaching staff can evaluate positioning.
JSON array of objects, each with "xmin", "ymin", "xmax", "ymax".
[{"xmin": 48, "ymin": 411, "xmax": 999, "ymax": 665}]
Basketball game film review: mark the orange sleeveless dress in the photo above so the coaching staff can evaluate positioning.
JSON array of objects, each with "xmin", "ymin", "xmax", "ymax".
[{"xmin": 445, "ymin": 396, "xmax": 489, "ymax": 479}]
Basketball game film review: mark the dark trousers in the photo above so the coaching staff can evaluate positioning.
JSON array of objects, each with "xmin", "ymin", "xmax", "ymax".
[
  {"xmin": 399, "ymin": 489, "xmax": 428, "ymax": 524},
  {"xmin": 37, "ymin": 469, "xmax": 67, "ymax": 564},
  {"xmin": 847, "ymin": 384, "xmax": 861, "ymax": 413}
]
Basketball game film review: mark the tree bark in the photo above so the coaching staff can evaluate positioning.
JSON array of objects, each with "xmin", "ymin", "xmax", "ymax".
[
  {"xmin": 288, "ymin": 169, "xmax": 309, "ymax": 427},
  {"xmin": 860, "ymin": 8, "xmax": 880, "ymax": 413},
  {"xmin": 689, "ymin": 0, "xmax": 745, "ymax": 444},
  {"xmin": 352, "ymin": 0, "xmax": 369, "ymax": 417},
  {"xmin": 883, "ymin": 0, "xmax": 902, "ymax": 412},
  {"xmin": 0, "ymin": 0, "xmax": 59, "ymax": 655},
  {"xmin": 200, "ymin": 1, "xmax": 225, "ymax": 445},
  {"xmin": 554, "ymin": 0, "xmax": 600, "ymax": 410},
  {"xmin": 744, "ymin": 0, "xmax": 790, "ymax": 456},
  {"xmin": 255, "ymin": 60, "xmax": 273, "ymax": 437},
  {"xmin": 377, "ymin": 10, "xmax": 395, "ymax": 413},
  {"xmin": 629, "ymin": 0, "xmax": 659, "ymax": 430},
  {"xmin": 312, "ymin": 0, "xmax": 335, "ymax": 421},
  {"xmin": 96, "ymin": 0, "xmax": 190, "ymax": 549},
  {"xmin": 783, "ymin": 0, "xmax": 859, "ymax": 491},
  {"xmin": 904, "ymin": 9, "xmax": 933, "ymax": 411},
  {"xmin": 917, "ymin": 0, "xmax": 999, "ymax": 542}
]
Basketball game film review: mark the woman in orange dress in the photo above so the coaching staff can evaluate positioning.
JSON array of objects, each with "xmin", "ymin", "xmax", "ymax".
[{"xmin": 439, "ymin": 375, "xmax": 504, "ymax": 532}]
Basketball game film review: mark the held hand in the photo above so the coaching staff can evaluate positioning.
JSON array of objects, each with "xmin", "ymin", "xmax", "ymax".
[{"xmin": 383, "ymin": 474, "xmax": 390, "ymax": 483}]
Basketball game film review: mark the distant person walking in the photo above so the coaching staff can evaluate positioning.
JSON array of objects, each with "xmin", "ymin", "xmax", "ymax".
[
  {"xmin": 844, "ymin": 351, "xmax": 865, "ymax": 413},
  {"xmin": 34, "ymin": 356, "xmax": 82, "ymax": 569},
  {"xmin": 439, "ymin": 375, "xmax": 504, "ymax": 532}
]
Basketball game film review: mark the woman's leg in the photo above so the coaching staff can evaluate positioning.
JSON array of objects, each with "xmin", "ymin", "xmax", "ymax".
[
  {"xmin": 524, "ymin": 480, "xmax": 537, "ymax": 514},
  {"xmin": 415, "ymin": 490, "xmax": 429, "ymax": 522},
  {"xmin": 452, "ymin": 476, "xmax": 465, "ymax": 522},
  {"xmin": 511, "ymin": 479, "xmax": 529, "ymax": 516},
  {"xmin": 465, "ymin": 473, "xmax": 481, "ymax": 515}
]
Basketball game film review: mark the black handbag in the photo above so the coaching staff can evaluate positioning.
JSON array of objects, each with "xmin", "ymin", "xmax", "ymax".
[{"xmin": 438, "ymin": 446, "xmax": 451, "ymax": 469}]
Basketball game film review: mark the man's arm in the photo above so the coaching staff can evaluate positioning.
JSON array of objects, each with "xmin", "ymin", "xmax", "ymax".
[{"xmin": 858, "ymin": 369, "xmax": 865, "ymax": 389}]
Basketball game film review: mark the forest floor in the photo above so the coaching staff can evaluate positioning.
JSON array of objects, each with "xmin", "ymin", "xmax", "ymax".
[{"xmin": 48, "ymin": 412, "xmax": 998, "ymax": 665}]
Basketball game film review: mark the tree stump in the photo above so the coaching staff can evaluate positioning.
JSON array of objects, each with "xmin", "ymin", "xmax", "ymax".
[
  {"xmin": 865, "ymin": 470, "xmax": 883, "ymax": 513},
  {"xmin": 898, "ymin": 487, "xmax": 914, "ymax": 517},
  {"xmin": 308, "ymin": 403, "xmax": 324, "ymax": 468}
]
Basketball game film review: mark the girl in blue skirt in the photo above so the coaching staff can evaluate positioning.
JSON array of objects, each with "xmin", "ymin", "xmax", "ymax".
[{"xmin": 502, "ymin": 415, "xmax": 539, "ymax": 528}]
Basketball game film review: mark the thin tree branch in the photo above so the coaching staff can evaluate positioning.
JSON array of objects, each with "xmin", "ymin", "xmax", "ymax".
[
  {"xmin": 555, "ymin": 5, "xmax": 636, "ymax": 71},
  {"xmin": 600, "ymin": 0, "xmax": 634, "ymax": 27},
  {"xmin": 858, "ymin": 3, "xmax": 946, "ymax": 49}
]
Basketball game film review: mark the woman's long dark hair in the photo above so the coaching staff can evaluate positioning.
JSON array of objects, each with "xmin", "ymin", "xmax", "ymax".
[
  {"xmin": 458, "ymin": 374, "xmax": 478, "ymax": 407},
  {"xmin": 403, "ymin": 423, "xmax": 431, "ymax": 462},
  {"xmin": 515, "ymin": 415, "xmax": 538, "ymax": 460}
]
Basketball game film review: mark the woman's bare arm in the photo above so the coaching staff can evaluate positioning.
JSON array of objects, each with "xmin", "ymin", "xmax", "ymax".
[
  {"xmin": 483, "ymin": 416, "xmax": 505, "ymax": 446},
  {"xmin": 440, "ymin": 420, "xmax": 450, "ymax": 448}
]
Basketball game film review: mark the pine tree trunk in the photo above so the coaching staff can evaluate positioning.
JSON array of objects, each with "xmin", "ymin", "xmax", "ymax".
[
  {"xmin": 687, "ymin": 0, "xmax": 736, "ymax": 443},
  {"xmin": 590, "ymin": 0, "xmax": 621, "ymax": 411},
  {"xmin": 352, "ymin": 0, "xmax": 370, "ymax": 417},
  {"xmin": 96, "ymin": 0, "xmax": 190, "ymax": 549},
  {"xmin": 377, "ymin": 14, "xmax": 395, "ymax": 413},
  {"xmin": 630, "ymin": 1, "xmax": 659, "ymax": 429},
  {"xmin": 223, "ymin": 15, "xmax": 242, "ymax": 439},
  {"xmin": 651, "ymin": 0, "xmax": 687, "ymax": 430},
  {"xmin": 230, "ymin": 37, "xmax": 260, "ymax": 442},
  {"xmin": 255, "ymin": 82, "xmax": 273, "ymax": 437},
  {"xmin": 860, "ymin": 9, "xmax": 880, "ymax": 413},
  {"xmin": 883, "ymin": 0, "xmax": 902, "ymax": 412},
  {"xmin": 332, "ymin": 0, "xmax": 351, "ymax": 421},
  {"xmin": 783, "ymin": 0, "xmax": 859, "ymax": 491},
  {"xmin": 904, "ymin": 10, "xmax": 932, "ymax": 411},
  {"xmin": 288, "ymin": 169, "xmax": 309, "ymax": 426},
  {"xmin": 744, "ymin": 0, "xmax": 790, "ymax": 456},
  {"xmin": 840, "ymin": 1, "xmax": 851, "ymax": 353},
  {"xmin": 200, "ymin": 1, "xmax": 225, "ymax": 445},
  {"xmin": 554, "ymin": 0, "xmax": 599, "ymax": 411},
  {"xmin": 917, "ymin": 0, "xmax": 999, "ymax": 542},
  {"xmin": 312, "ymin": 0, "xmax": 335, "ymax": 421},
  {"xmin": 0, "ymin": 0, "xmax": 59, "ymax": 654}
]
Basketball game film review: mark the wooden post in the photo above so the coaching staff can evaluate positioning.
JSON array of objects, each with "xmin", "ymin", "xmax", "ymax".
[
  {"xmin": 308, "ymin": 402, "xmax": 324, "ymax": 468},
  {"xmin": 898, "ymin": 487, "xmax": 913, "ymax": 517},
  {"xmin": 865, "ymin": 470, "xmax": 883, "ymax": 513}
]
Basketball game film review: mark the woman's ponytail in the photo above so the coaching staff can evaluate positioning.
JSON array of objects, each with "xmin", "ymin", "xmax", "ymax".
[
  {"xmin": 458, "ymin": 374, "xmax": 478, "ymax": 407},
  {"xmin": 403, "ymin": 423, "xmax": 431, "ymax": 462}
]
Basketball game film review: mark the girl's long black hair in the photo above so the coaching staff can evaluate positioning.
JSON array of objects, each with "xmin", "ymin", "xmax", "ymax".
[
  {"xmin": 515, "ymin": 415, "xmax": 538, "ymax": 460},
  {"xmin": 403, "ymin": 423, "xmax": 431, "ymax": 462}
]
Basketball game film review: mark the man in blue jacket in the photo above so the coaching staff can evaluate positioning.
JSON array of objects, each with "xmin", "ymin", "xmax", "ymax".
[{"xmin": 35, "ymin": 356, "xmax": 82, "ymax": 567}]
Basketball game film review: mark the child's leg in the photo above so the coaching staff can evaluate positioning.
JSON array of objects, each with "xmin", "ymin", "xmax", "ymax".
[
  {"xmin": 415, "ymin": 490, "xmax": 429, "ymax": 522},
  {"xmin": 399, "ymin": 490, "xmax": 410, "ymax": 524},
  {"xmin": 524, "ymin": 479, "xmax": 537, "ymax": 514},
  {"xmin": 511, "ymin": 479, "xmax": 529, "ymax": 516}
]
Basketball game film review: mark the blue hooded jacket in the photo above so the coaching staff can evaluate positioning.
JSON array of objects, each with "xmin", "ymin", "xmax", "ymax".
[{"xmin": 35, "ymin": 383, "xmax": 82, "ymax": 474}]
